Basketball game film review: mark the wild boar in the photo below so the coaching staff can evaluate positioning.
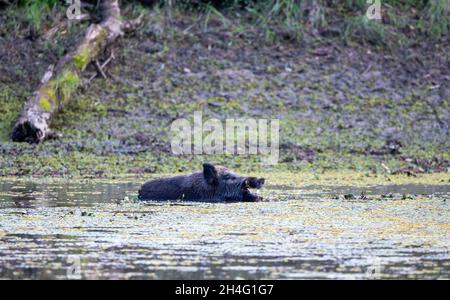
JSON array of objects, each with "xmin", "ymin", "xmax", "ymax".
[{"xmin": 138, "ymin": 163, "xmax": 265, "ymax": 202}]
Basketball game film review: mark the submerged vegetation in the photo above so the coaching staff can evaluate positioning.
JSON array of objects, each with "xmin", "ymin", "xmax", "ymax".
[{"xmin": 0, "ymin": 175, "xmax": 449, "ymax": 279}]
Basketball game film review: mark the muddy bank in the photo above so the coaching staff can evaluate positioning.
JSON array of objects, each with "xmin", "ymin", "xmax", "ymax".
[{"xmin": 0, "ymin": 6, "xmax": 449, "ymax": 176}]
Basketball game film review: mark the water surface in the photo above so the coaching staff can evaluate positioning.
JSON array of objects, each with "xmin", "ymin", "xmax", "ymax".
[{"xmin": 0, "ymin": 178, "xmax": 449, "ymax": 279}]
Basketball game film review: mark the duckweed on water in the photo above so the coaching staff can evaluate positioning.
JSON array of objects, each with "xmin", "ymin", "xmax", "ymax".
[{"xmin": 0, "ymin": 174, "xmax": 449, "ymax": 279}]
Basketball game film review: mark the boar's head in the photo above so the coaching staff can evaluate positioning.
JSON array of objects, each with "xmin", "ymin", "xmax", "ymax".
[{"xmin": 203, "ymin": 163, "xmax": 265, "ymax": 202}]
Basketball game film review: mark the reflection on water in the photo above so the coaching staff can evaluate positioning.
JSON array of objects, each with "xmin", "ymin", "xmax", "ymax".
[
  {"xmin": 0, "ymin": 179, "xmax": 449, "ymax": 279},
  {"xmin": 0, "ymin": 181, "xmax": 136, "ymax": 208}
]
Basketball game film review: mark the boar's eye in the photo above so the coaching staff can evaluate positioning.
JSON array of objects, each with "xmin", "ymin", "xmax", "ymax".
[{"xmin": 223, "ymin": 174, "xmax": 236, "ymax": 180}]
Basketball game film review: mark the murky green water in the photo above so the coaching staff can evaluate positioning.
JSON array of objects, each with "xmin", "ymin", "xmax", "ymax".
[{"xmin": 0, "ymin": 178, "xmax": 449, "ymax": 279}]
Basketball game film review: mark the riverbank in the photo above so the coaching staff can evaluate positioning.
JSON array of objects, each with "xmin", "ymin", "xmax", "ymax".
[{"xmin": 0, "ymin": 3, "xmax": 448, "ymax": 177}]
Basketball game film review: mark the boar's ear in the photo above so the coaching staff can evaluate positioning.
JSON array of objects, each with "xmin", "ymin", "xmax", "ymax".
[{"xmin": 203, "ymin": 163, "xmax": 218, "ymax": 185}]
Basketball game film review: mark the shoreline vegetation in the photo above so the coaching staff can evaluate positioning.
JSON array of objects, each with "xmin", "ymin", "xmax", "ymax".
[{"xmin": 0, "ymin": 171, "xmax": 448, "ymax": 187}]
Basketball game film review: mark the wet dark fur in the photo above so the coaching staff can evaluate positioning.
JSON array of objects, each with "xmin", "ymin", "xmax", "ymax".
[{"xmin": 138, "ymin": 163, "xmax": 265, "ymax": 202}]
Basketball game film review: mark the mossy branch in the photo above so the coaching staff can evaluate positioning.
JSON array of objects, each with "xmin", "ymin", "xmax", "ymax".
[{"xmin": 11, "ymin": 0, "xmax": 142, "ymax": 143}]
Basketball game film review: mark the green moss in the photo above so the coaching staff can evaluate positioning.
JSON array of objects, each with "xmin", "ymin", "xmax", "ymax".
[
  {"xmin": 60, "ymin": 70, "xmax": 79, "ymax": 87},
  {"xmin": 73, "ymin": 49, "xmax": 90, "ymax": 70},
  {"xmin": 50, "ymin": 70, "xmax": 80, "ymax": 105},
  {"xmin": 39, "ymin": 98, "xmax": 52, "ymax": 112},
  {"xmin": 42, "ymin": 87, "xmax": 56, "ymax": 101},
  {"xmin": 73, "ymin": 25, "xmax": 108, "ymax": 70}
]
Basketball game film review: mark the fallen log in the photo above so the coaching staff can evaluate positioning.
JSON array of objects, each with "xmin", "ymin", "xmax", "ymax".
[{"xmin": 11, "ymin": 0, "xmax": 141, "ymax": 143}]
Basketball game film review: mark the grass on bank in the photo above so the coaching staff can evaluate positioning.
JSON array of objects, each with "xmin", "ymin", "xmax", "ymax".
[{"xmin": 2, "ymin": 0, "xmax": 449, "ymax": 44}]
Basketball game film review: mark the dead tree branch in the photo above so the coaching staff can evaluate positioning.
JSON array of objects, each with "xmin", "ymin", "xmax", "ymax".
[{"xmin": 11, "ymin": 0, "xmax": 142, "ymax": 143}]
